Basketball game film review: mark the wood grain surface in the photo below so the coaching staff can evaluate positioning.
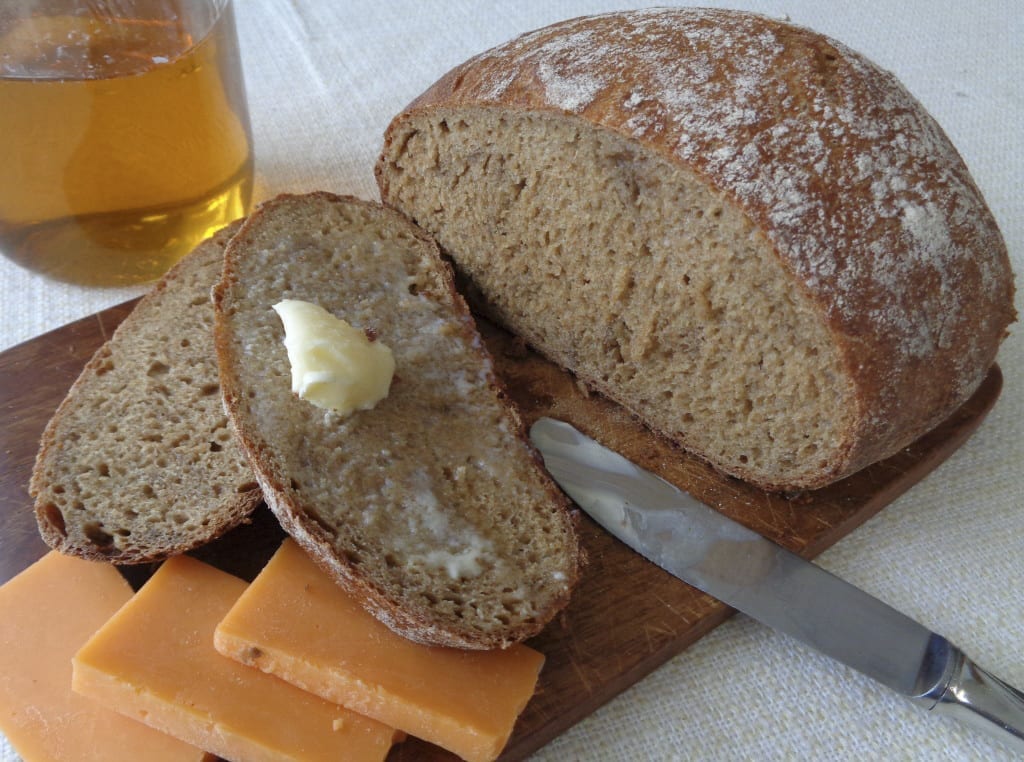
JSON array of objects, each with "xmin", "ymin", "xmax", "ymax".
[{"xmin": 0, "ymin": 301, "xmax": 1002, "ymax": 761}]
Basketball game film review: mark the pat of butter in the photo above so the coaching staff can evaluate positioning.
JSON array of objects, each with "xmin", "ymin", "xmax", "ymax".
[{"xmin": 272, "ymin": 300, "xmax": 394, "ymax": 415}]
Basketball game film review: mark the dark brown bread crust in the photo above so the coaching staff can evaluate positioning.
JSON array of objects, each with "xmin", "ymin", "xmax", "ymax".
[
  {"xmin": 31, "ymin": 222, "xmax": 262, "ymax": 563},
  {"xmin": 213, "ymin": 192, "xmax": 580, "ymax": 649},
  {"xmin": 377, "ymin": 8, "xmax": 1016, "ymax": 489}
]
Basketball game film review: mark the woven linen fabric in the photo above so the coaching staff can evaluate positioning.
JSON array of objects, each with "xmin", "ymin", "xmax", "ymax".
[{"xmin": 2, "ymin": 1, "xmax": 1021, "ymax": 760}]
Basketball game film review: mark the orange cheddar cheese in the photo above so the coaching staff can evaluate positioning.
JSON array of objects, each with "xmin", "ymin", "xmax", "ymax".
[
  {"xmin": 215, "ymin": 539, "xmax": 545, "ymax": 762},
  {"xmin": 0, "ymin": 552, "xmax": 209, "ymax": 762},
  {"xmin": 71, "ymin": 555, "xmax": 402, "ymax": 762}
]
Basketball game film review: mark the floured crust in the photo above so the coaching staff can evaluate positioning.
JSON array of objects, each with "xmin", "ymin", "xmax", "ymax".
[
  {"xmin": 30, "ymin": 222, "xmax": 262, "ymax": 563},
  {"xmin": 213, "ymin": 192, "xmax": 580, "ymax": 649},
  {"xmin": 377, "ymin": 8, "xmax": 1016, "ymax": 489}
]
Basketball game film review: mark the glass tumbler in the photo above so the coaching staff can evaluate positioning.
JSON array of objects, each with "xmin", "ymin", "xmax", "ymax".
[{"xmin": 0, "ymin": 0, "xmax": 253, "ymax": 285}]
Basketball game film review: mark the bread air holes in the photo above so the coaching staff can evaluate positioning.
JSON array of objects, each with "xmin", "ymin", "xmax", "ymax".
[
  {"xmin": 83, "ymin": 521, "xmax": 114, "ymax": 548},
  {"xmin": 512, "ymin": 177, "xmax": 527, "ymax": 202},
  {"xmin": 147, "ymin": 361, "xmax": 170, "ymax": 377},
  {"xmin": 40, "ymin": 504, "xmax": 66, "ymax": 537},
  {"xmin": 444, "ymin": 592, "xmax": 466, "ymax": 609}
]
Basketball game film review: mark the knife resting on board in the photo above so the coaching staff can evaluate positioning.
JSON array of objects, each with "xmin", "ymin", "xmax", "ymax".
[{"xmin": 530, "ymin": 416, "xmax": 1024, "ymax": 754}]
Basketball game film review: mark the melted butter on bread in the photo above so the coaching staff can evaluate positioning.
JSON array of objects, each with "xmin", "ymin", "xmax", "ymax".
[{"xmin": 273, "ymin": 299, "xmax": 394, "ymax": 415}]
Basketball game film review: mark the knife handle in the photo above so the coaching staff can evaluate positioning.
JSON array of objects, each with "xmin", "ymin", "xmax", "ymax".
[{"xmin": 928, "ymin": 648, "xmax": 1024, "ymax": 754}]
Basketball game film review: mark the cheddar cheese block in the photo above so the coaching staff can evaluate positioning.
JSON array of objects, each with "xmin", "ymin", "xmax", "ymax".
[
  {"xmin": 215, "ymin": 539, "xmax": 545, "ymax": 762},
  {"xmin": 72, "ymin": 555, "xmax": 403, "ymax": 762},
  {"xmin": 0, "ymin": 552, "xmax": 209, "ymax": 762}
]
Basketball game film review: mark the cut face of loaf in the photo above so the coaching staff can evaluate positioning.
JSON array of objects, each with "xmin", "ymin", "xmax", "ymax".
[
  {"xmin": 377, "ymin": 8, "xmax": 1016, "ymax": 490},
  {"xmin": 213, "ymin": 193, "xmax": 580, "ymax": 649},
  {"xmin": 383, "ymin": 112, "xmax": 854, "ymax": 487}
]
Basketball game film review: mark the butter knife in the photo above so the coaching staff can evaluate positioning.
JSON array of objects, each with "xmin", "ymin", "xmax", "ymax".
[{"xmin": 529, "ymin": 416, "xmax": 1024, "ymax": 754}]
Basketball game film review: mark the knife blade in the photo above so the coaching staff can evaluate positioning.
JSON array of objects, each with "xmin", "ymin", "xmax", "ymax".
[{"xmin": 529, "ymin": 416, "xmax": 1024, "ymax": 753}]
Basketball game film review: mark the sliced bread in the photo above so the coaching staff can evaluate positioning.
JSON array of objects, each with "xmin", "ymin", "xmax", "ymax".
[
  {"xmin": 31, "ymin": 222, "xmax": 262, "ymax": 563},
  {"xmin": 376, "ymin": 8, "xmax": 1016, "ymax": 491},
  {"xmin": 212, "ymin": 192, "xmax": 580, "ymax": 649}
]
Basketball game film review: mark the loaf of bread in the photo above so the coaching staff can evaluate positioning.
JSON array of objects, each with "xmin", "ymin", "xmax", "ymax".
[
  {"xmin": 213, "ymin": 192, "xmax": 580, "ymax": 649},
  {"xmin": 31, "ymin": 223, "xmax": 262, "ymax": 562},
  {"xmin": 377, "ymin": 8, "xmax": 1016, "ymax": 490}
]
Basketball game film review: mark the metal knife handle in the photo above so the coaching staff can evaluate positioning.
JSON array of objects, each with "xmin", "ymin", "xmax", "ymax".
[{"xmin": 926, "ymin": 648, "xmax": 1024, "ymax": 754}]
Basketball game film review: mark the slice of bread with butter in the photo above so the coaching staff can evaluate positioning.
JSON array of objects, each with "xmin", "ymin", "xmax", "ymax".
[{"xmin": 213, "ymin": 192, "xmax": 581, "ymax": 649}]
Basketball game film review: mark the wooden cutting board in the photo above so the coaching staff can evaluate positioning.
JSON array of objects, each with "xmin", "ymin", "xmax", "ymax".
[{"xmin": 0, "ymin": 302, "xmax": 1002, "ymax": 761}]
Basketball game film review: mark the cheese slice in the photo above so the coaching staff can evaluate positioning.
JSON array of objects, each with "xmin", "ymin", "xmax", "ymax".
[
  {"xmin": 0, "ymin": 552, "xmax": 209, "ymax": 762},
  {"xmin": 215, "ymin": 539, "xmax": 545, "ymax": 762},
  {"xmin": 71, "ymin": 555, "xmax": 402, "ymax": 762}
]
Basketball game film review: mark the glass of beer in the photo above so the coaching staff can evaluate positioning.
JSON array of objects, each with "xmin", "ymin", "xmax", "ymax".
[{"xmin": 0, "ymin": 0, "xmax": 253, "ymax": 285}]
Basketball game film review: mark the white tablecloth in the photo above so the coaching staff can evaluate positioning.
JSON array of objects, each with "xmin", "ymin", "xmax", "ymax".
[{"xmin": 2, "ymin": 2, "xmax": 1022, "ymax": 760}]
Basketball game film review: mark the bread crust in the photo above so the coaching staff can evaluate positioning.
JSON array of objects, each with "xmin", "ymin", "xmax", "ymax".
[
  {"xmin": 377, "ymin": 8, "xmax": 1016, "ymax": 490},
  {"xmin": 213, "ymin": 192, "xmax": 580, "ymax": 649},
  {"xmin": 30, "ymin": 222, "xmax": 262, "ymax": 563}
]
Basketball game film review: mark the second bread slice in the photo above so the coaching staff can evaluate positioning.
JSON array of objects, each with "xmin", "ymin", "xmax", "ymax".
[
  {"xmin": 213, "ymin": 193, "xmax": 580, "ymax": 649},
  {"xmin": 30, "ymin": 223, "xmax": 261, "ymax": 563}
]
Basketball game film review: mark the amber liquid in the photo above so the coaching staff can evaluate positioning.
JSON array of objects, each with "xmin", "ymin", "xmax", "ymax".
[{"xmin": 0, "ymin": 1, "xmax": 252, "ymax": 285}]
